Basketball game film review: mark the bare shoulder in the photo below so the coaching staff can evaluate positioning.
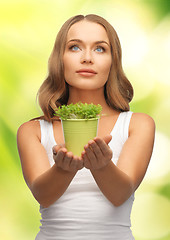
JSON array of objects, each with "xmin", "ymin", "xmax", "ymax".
[
  {"xmin": 130, "ymin": 112, "xmax": 155, "ymax": 135},
  {"xmin": 17, "ymin": 120, "xmax": 51, "ymax": 188},
  {"xmin": 17, "ymin": 120, "xmax": 41, "ymax": 142}
]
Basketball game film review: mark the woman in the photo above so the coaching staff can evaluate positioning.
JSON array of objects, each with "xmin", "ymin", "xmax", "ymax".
[{"xmin": 17, "ymin": 14, "xmax": 155, "ymax": 240}]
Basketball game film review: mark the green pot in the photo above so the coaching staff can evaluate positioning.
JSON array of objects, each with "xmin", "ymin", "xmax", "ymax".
[{"xmin": 61, "ymin": 118, "xmax": 99, "ymax": 157}]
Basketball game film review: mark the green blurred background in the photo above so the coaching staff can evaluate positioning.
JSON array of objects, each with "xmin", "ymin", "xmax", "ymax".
[{"xmin": 0, "ymin": 0, "xmax": 170, "ymax": 239}]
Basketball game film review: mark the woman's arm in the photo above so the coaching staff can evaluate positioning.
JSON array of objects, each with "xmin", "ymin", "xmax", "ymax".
[
  {"xmin": 82, "ymin": 113, "xmax": 155, "ymax": 206},
  {"xmin": 17, "ymin": 120, "xmax": 83, "ymax": 208}
]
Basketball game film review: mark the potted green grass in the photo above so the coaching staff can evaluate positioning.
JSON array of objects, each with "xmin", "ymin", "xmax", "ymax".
[{"xmin": 54, "ymin": 103, "xmax": 102, "ymax": 156}]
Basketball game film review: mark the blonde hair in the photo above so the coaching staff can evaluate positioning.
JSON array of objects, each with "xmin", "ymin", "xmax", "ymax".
[{"xmin": 37, "ymin": 14, "xmax": 133, "ymax": 121}]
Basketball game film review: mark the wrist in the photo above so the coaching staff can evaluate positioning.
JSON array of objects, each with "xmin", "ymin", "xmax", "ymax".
[
  {"xmin": 54, "ymin": 163, "xmax": 77, "ymax": 175},
  {"xmin": 90, "ymin": 160, "xmax": 113, "ymax": 173}
]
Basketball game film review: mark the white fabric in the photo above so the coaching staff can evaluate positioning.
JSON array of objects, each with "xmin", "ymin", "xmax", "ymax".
[{"xmin": 35, "ymin": 111, "xmax": 135, "ymax": 240}]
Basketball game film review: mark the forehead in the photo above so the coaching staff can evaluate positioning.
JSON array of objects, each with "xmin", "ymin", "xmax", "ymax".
[{"xmin": 66, "ymin": 20, "xmax": 109, "ymax": 43}]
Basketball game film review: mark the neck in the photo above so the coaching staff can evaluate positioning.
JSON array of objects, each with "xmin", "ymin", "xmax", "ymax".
[{"xmin": 67, "ymin": 87, "xmax": 115, "ymax": 116}]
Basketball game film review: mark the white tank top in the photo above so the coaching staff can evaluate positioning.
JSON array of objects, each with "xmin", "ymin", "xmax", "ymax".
[{"xmin": 35, "ymin": 111, "xmax": 135, "ymax": 240}]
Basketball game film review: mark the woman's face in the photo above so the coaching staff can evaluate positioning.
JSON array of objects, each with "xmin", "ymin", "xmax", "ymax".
[{"xmin": 63, "ymin": 20, "xmax": 112, "ymax": 91}]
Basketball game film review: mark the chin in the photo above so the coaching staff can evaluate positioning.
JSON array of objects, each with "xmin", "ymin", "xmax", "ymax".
[
  {"xmin": 66, "ymin": 79, "xmax": 106, "ymax": 91},
  {"xmin": 73, "ymin": 84, "xmax": 103, "ymax": 91}
]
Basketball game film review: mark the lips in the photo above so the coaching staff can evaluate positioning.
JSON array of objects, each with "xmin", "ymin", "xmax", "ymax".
[
  {"xmin": 76, "ymin": 69, "xmax": 97, "ymax": 75},
  {"xmin": 76, "ymin": 69, "xmax": 97, "ymax": 74}
]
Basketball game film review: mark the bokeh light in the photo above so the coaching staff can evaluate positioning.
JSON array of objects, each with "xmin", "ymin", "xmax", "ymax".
[
  {"xmin": 132, "ymin": 192, "xmax": 170, "ymax": 239},
  {"xmin": 145, "ymin": 131, "xmax": 170, "ymax": 185},
  {"xmin": 0, "ymin": 0, "xmax": 170, "ymax": 239}
]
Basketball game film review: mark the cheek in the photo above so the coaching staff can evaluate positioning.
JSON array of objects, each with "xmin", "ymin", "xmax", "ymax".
[
  {"xmin": 101, "ymin": 58, "xmax": 112, "ymax": 76},
  {"xmin": 63, "ymin": 56, "xmax": 72, "ymax": 79},
  {"xmin": 63, "ymin": 54, "xmax": 76, "ymax": 72}
]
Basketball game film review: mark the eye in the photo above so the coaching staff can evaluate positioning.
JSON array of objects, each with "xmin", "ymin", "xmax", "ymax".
[
  {"xmin": 95, "ymin": 46, "xmax": 105, "ymax": 53},
  {"xmin": 69, "ymin": 45, "xmax": 80, "ymax": 51}
]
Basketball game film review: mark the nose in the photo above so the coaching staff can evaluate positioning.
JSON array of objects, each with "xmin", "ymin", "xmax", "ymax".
[{"xmin": 80, "ymin": 49, "xmax": 93, "ymax": 64}]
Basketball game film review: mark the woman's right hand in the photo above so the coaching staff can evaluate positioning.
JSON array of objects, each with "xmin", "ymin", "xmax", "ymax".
[{"xmin": 53, "ymin": 145, "xmax": 84, "ymax": 172}]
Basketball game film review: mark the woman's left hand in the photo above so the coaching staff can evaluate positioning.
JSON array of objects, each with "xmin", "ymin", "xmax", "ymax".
[{"xmin": 81, "ymin": 135, "xmax": 113, "ymax": 170}]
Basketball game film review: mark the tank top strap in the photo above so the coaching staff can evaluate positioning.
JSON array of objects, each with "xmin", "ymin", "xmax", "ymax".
[
  {"xmin": 115, "ymin": 111, "xmax": 133, "ymax": 143},
  {"xmin": 39, "ymin": 120, "xmax": 53, "ymax": 145},
  {"xmin": 39, "ymin": 119, "xmax": 56, "ymax": 166}
]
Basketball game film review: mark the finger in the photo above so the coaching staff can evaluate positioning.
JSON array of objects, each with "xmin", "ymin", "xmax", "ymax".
[
  {"xmin": 52, "ymin": 145, "xmax": 60, "ymax": 155},
  {"xmin": 101, "ymin": 135, "xmax": 112, "ymax": 144},
  {"xmin": 82, "ymin": 152, "xmax": 91, "ymax": 169},
  {"xmin": 70, "ymin": 156, "xmax": 84, "ymax": 170},
  {"xmin": 75, "ymin": 156, "xmax": 84, "ymax": 170},
  {"xmin": 84, "ymin": 142, "xmax": 98, "ymax": 168},
  {"xmin": 78, "ymin": 160, "xmax": 84, "ymax": 170},
  {"xmin": 94, "ymin": 137, "xmax": 112, "ymax": 156},
  {"xmin": 69, "ymin": 157, "xmax": 77, "ymax": 170},
  {"xmin": 89, "ymin": 140, "xmax": 103, "ymax": 159},
  {"xmin": 57, "ymin": 147, "xmax": 67, "ymax": 156},
  {"xmin": 63, "ymin": 151, "xmax": 73, "ymax": 170},
  {"xmin": 53, "ymin": 148, "xmax": 67, "ymax": 166},
  {"xmin": 52, "ymin": 144, "xmax": 65, "ymax": 155}
]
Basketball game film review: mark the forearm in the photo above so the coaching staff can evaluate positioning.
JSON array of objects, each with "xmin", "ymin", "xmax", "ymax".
[
  {"xmin": 90, "ymin": 161, "xmax": 134, "ymax": 206},
  {"xmin": 31, "ymin": 164, "xmax": 76, "ymax": 208}
]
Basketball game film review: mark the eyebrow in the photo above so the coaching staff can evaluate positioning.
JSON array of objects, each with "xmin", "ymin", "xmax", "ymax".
[{"xmin": 67, "ymin": 39, "xmax": 110, "ymax": 46}]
